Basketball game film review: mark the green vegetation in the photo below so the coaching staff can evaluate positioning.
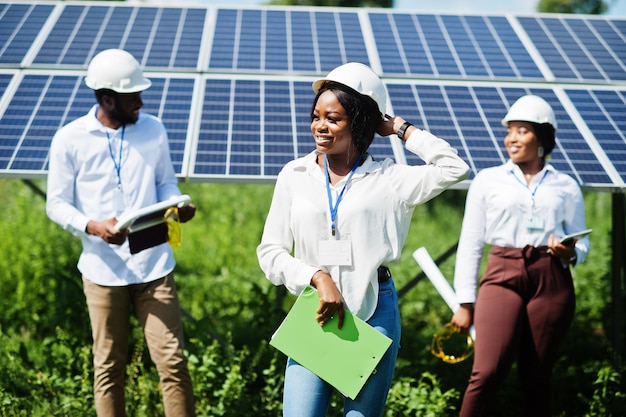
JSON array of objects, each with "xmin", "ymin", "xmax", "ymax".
[{"xmin": 0, "ymin": 178, "xmax": 624, "ymax": 416}]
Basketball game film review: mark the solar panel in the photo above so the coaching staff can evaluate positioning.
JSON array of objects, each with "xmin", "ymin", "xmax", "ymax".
[
  {"xmin": 369, "ymin": 12, "xmax": 544, "ymax": 79},
  {"xmin": 208, "ymin": 8, "xmax": 369, "ymax": 73},
  {"xmin": 0, "ymin": 2, "xmax": 624, "ymax": 192},
  {"xmin": 518, "ymin": 15, "xmax": 626, "ymax": 82},
  {"xmin": 0, "ymin": 3, "xmax": 54, "ymax": 66},
  {"xmin": 31, "ymin": 4, "xmax": 205, "ymax": 69},
  {"xmin": 565, "ymin": 88, "xmax": 626, "ymax": 183},
  {"xmin": 0, "ymin": 72, "xmax": 192, "ymax": 176}
]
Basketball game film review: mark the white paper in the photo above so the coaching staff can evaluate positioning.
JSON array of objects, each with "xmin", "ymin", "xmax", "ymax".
[{"xmin": 413, "ymin": 247, "xmax": 476, "ymax": 340}]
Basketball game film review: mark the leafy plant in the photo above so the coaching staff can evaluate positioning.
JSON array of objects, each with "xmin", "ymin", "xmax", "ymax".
[{"xmin": 0, "ymin": 179, "xmax": 622, "ymax": 416}]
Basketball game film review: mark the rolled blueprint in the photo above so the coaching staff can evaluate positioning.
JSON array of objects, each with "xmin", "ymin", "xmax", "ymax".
[{"xmin": 413, "ymin": 247, "xmax": 476, "ymax": 340}]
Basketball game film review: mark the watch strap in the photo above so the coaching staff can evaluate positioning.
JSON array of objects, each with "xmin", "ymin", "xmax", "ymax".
[{"xmin": 397, "ymin": 121, "xmax": 413, "ymax": 140}]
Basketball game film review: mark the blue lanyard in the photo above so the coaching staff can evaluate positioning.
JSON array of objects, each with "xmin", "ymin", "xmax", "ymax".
[
  {"xmin": 106, "ymin": 126, "xmax": 125, "ymax": 187},
  {"xmin": 512, "ymin": 169, "xmax": 549, "ymax": 209},
  {"xmin": 324, "ymin": 154, "xmax": 361, "ymax": 237}
]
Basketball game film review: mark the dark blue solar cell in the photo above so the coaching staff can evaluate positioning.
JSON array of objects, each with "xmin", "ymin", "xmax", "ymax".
[
  {"xmin": 518, "ymin": 17, "xmax": 579, "ymax": 80},
  {"xmin": 33, "ymin": 5, "xmax": 202, "ymax": 69},
  {"xmin": 393, "ymin": 13, "xmax": 433, "ymax": 75},
  {"xmin": 91, "ymin": 7, "xmax": 134, "ymax": 54},
  {"xmin": 237, "ymin": 10, "xmax": 263, "ymax": 70},
  {"xmin": 316, "ymin": 11, "xmax": 345, "ymax": 72},
  {"xmin": 144, "ymin": 8, "xmax": 184, "ymax": 68},
  {"xmin": 0, "ymin": 75, "xmax": 91, "ymax": 171},
  {"xmin": 417, "ymin": 15, "xmax": 462, "ymax": 77},
  {"xmin": 291, "ymin": 11, "xmax": 318, "ymax": 72},
  {"xmin": 174, "ymin": 9, "xmax": 204, "ymax": 68},
  {"xmin": 209, "ymin": 9, "xmax": 354, "ymax": 73},
  {"xmin": 543, "ymin": 18, "xmax": 605, "ymax": 81},
  {"xmin": 369, "ymin": 13, "xmax": 406, "ymax": 75},
  {"xmin": 340, "ymin": 12, "xmax": 369, "ymax": 65},
  {"xmin": 445, "ymin": 85, "xmax": 502, "ymax": 170},
  {"xmin": 0, "ymin": 73, "xmax": 12, "ymax": 99},
  {"xmin": 34, "ymin": 5, "xmax": 87, "ymax": 65},
  {"xmin": 567, "ymin": 88, "xmax": 626, "ymax": 183},
  {"xmin": 569, "ymin": 18, "xmax": 626, "ymax": 81},
  {"xmin": 488, "ymin": 16, "xmax": 543, "ymax": 79},
  {"xmin": 209, "ymin": 9, "xmax": 238, "ymax": 70},
  {"xmin": 292, "ymin": 81, "xmax": 317, "ymax": 158},
  {"xmin": 0, "ymin": 3, "xmax": 54, "ymax": 65},
  {"xmin": 0, "ymin": 74, "xmax": 190, "ymax": 174},
  {"xmin": 195, "ymin": 78, "xmax": 233, "ymax": 175},
  {"xmin": 124, "ymin": 8, "xmax": 159, "ymax": 63},
  {"xmin": 441, "ymin": 15, "xmax": 489, "ymax": 77},
  {"xmin": 264, "ymin": 80, "xmax": 296, "ymax": 173},
  {"xmin": 265, "ymin": 11, "xmax": 289, "ymax": 71},
  {"xmin": 465, "ymin": 16, "xmax": 512, "ymax": 78}
]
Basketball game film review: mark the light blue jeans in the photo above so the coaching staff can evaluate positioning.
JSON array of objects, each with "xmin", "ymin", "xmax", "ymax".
[{"xmin": 282, "ymin": 278, "xmax": 401, "ymax": 417}]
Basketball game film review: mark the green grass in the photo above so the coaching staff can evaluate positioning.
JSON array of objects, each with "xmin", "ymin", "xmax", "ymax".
[{"xmin": 0, "ymin": 178, "xmax": 623, "ymax": 416}]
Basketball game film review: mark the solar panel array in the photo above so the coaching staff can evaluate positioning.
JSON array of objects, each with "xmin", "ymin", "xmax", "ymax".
[{"xmin": 1, "ymin": 1, "xmax": 625, "ymax": 192}]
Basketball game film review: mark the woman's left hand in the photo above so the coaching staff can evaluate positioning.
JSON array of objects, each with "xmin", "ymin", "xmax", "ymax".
[{"xmin": 377, "ymin": 115, "xmax": 414, "ymax": 139}]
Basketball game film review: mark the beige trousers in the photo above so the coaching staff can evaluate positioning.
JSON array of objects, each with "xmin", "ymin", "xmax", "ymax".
[{"xmin": 82, "ymin": 274, "xmax": 195, "ymax": 417}]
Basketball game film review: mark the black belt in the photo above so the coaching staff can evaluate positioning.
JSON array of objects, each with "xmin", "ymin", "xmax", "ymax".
[{"xmin": 377, "ymin": 266, "xmax": 391, "ymax": 283}]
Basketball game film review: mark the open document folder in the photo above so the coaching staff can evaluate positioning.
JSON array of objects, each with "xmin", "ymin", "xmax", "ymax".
[{"xmin": 270, "ymin": 286, "xmax": 392, "ymax": 400}]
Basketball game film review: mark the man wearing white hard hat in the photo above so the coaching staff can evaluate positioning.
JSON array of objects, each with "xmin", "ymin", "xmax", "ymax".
[
  {"xmin": 46, "ymin": 49, "xmax": 196, "ymax": 417},
  {"xmin": 451, "ymin": 94, "xmax": 590, "ymax": 416},
  {"xmin": 257, "ymin": 62, "xmax": 469, "ymax": 416}
]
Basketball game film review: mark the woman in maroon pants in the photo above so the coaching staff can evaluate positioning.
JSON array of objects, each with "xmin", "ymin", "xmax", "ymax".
[{"xmin": 451, "ymin": 94, "xmax": 590, "ymax": 417}]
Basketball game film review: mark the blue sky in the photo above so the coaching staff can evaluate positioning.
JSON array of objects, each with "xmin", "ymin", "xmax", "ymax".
[{"xmin": 174, "ymin": 0, "xmax": 626, "ymax": 16}]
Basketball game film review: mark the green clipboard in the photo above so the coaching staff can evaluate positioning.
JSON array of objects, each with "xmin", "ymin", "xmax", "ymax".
[{"xmin": 269, "ymin": 286, "xmax": 392, "ymax": 399}]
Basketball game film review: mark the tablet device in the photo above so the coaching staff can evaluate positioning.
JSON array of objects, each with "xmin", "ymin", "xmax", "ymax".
[
  {"xmin": 115, "ymin": 195, "xmax": 191, "ymax": 232},
  {"xmin": 560, "ymin": 228, "xmax": 592, "ymax": 244}
]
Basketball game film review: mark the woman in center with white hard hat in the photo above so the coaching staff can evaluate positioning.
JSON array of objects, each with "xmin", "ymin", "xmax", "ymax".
[
  {"xmin": 257, "ymin": 62, "xmax": 469, "ymax": 416},
  {"xmin": 451, "ymin": 95, "xmax": 590, "ymax": 417}
]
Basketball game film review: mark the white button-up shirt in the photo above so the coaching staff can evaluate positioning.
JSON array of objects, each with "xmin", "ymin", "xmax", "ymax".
[
  {"xmin": 454, "ymin": 160, "xmax": 590, "ymax": 304},
  {"xmin": 46, "ymin": 105, "xmax": 182, "ymax": 286},
  {"xmin": 257, "ymin": 129, "xmax": 470, "ymax": 320}
]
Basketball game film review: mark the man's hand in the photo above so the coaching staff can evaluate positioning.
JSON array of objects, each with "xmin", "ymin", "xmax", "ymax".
[
  {"xmin": 178, "ymin": 204, "xmax": 196, "ymax": 223},
  {"xmin": 86, "ymin": 218, "xmax": 128, "ymax": 245}
]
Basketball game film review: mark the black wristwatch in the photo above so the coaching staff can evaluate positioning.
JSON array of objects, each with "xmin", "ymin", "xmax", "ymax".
[{"xmin": 397, "ymin": 121, "xmax": 413, "ymax": 140}]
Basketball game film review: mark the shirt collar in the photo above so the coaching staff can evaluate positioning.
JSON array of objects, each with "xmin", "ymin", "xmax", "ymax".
[
  {"xmin": 297, "ymin": 150, "xmax": 380, "ymax": 175},
  {"xmin": 85, "ymin": 104, "xmax": 144, "ymax": 133},
  {"xmin": 505, "ymin": 159, "xmax": 556, "ymax": 179}
]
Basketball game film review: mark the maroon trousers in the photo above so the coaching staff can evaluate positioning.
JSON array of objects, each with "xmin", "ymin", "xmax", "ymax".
[{"xmin": 460, "ymin": 245, "xmax": 575, "ymax": 417}]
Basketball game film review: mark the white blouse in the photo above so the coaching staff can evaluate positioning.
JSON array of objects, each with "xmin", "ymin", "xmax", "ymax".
[
  {"xmin": 257, "ymin": 129, "xmax": 470, "ymax": 320},
  {"xmin": 454, "ymin": 160, "xmax": 590, "ymax": 304}
]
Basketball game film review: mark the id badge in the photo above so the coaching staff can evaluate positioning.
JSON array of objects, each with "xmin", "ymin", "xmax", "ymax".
[
  {"xmin": 526, "ymin": 215, "xmax": 545, "ymax": 231},
  {"xmin": 318, "ymin": 239, "xmax": 353, "ymax": 266},
  {"xmin": 112, "ymin": 186, "xmax": 125, "ymax": 213}
]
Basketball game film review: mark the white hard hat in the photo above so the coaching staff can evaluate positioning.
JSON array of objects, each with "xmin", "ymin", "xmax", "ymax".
[
  {"xmin": 312, "ymin": 62, "xmax": 388, "ymax": 117},
  {"xmin": 501, "ymin": 94, "xmax": 557, "ymax": 130},
  {"xmin": 85, "ymin": 49, "xmax": 151, "ymax": 93}
]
